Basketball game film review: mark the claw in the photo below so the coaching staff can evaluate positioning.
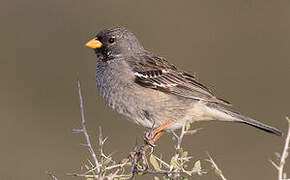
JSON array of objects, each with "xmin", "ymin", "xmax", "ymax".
[{"xmin": 144, "ymin": 121, "xmax": 175, "ymax": 146}]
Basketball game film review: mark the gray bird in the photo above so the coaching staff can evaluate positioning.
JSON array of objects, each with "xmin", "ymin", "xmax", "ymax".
[{"xmin": 86, "ymin": 26, "xmax": 281, "ymax": 143}]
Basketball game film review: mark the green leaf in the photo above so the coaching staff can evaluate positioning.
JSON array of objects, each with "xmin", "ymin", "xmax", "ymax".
[
  {"xmin": 215, "ymin": 168, "xmax": 222, "ymax": 175},
  {"xmin": 185, "ymin": 121, "xmax": 191, "ymax": 131},
  {"xmin": 154, "ymin": 176, "xmax": 160, "ymax": 180},
  {"xmin": 172, "ymin": 136, "xmax": 178, "ymax": 141},
  {"xmin": 182, "ymin": 151, "xmax": 188, "ymax": 158},
  {"xmin": 192, "ymin": 160, "xmax": 201, "ymax": 172},
  {"xmin": 186, "ymin": 130, "xmax": 198, "ymax": 135},
  {"xmin": 170, "ymin": 156, "xmax": 181, "ymax": 170},
  {"xmin": 137, "ymin": 172, "xmax": 144, "ymax": 176},
  {"xmin": 84, "ymin": 164, "xmax": 90, "ymax": 170},
  {"xmin": 283, "ymin": 172, "xmax": 287, "ymax": 179},
  {"xmin": 176, "ymin": 148, "xmax": 183, "ymax": 156},
  {"xmin": 103, "ymin": 157, "xmax": 112, "ymax": 166},
  {"xmin": 286, "ymin": 116, "xmax": 290, "ymax": 124},
  {"xmin": 137, "ymin": 162, "xmax": 145, "ymax": 170},
  {"xmin": 150, "ymin": 154, "xmax": 161, "ymax": 171},
  {"xmin": 162, "ymin": 176, "xmax": 168, "ymax": 180},
  {"xmin": 275, "ymin": 152, "xmax": 281, "ymax": 159}
]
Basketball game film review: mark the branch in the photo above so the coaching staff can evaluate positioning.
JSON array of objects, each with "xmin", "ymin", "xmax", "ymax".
[
  {"xmin": 70, "ymin": 80, "xmax": 204, "ymax": 179},
  {"xmin": 46, "ymin": 171, "xmax": 58, "ymax": 180},
  {"xmin": 76, "ymin": 80, "xmax": 100, "ymax": 173},
  {"xmin": 270, "ymin": 117, "xmax": 290, "ymax": 180},
  {"xmin": 207, "ymin": 153, "xmax": 227, "ymax": 180},
  {"xmin": 279, "ymin": 117, "xmax": 290, "ymax": 180}
]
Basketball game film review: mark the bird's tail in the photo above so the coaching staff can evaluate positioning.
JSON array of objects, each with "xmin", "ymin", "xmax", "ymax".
[{"xmin": 206, "ymin": 103, "xmax": 282, "ymax": 136}]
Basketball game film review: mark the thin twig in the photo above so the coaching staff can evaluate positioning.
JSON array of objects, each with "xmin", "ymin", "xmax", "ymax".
[
  {"xmin": 270, "ymin": 117, "xmax": 290, "ymax": 180},
  {"xmin": 72, "ymin": 87, "xmax": 203, "ymax": 179},
  {"xmin": 269, "ymin": 159, "xmax": 280, "ymax": 170},
  {"xmin": 98, "ymin": 127, "xmax": 109, "ymax": 160},
  {"xmin": 105, "ymin": 161, "xmax": 129, "ymax": 170},
  {"xmin": 77, "ymin": 80, "xmax": 100, "ymax": 173},
  {"xmin": 153, "ymin": 154, "xmax": 170, "ymax": 168},
  {"xmin": 68, "ymin": 173, "xmax": 131, "ymax": 179},
  {"xmin": 135, "ymin": 168, "xmax": 197, "ymax": 175},
  {"xmin": 177, "ymin": 124, "xmax": 186, "ymax": 149},
  {"xmin": 207, "ymin": 153, "xmax": 227, "ymax": 180},
  {"xmin": 278, "ymin": 117, "xmax": 290, "ymax": 180},
  {"xmin": 46, "ymin": 171, "xmax": 58, "ymax": 180},
  {"xmin": 169, "ymin": 123, "xmax": 190, "ymax": 172}
]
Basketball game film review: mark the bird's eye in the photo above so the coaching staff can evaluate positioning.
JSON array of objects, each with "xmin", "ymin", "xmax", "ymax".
[{"xmin": 108, "ymin": 37, "xmax": 115, "ymax": 44}]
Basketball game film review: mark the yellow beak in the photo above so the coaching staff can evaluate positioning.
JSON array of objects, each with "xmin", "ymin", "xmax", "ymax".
[{"xmin": 85, "ymin": 38, "xmax": 103, "ymax": 49}]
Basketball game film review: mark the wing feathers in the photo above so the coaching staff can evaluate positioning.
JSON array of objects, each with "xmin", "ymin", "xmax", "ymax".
[{"xmin": 131, "ymin": 54, "xmax": 231, "ymax": 106}]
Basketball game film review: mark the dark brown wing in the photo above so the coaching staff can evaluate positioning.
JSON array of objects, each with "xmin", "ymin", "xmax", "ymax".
[{"xmin": 129, "ymin": 54, "xmax": 231, "ymax": 106}]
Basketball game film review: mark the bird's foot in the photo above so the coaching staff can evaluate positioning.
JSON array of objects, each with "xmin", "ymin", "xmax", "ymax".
[
  {"xmin": 144, "ymin": 129, "xmax": 165, "ymax": 147},
  {"xmin": 144, "ymin": 121, "xmax": 175, "ymax": 146}
]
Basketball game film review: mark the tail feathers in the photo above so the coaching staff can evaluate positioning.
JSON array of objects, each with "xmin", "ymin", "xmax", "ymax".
[
  {"xmin": 236, "ymin": 114, "xmax": 282, "ymax": 136},
  {"xmin": 208, "ymin": 104, "xmax": 282, "ymax": 136}
]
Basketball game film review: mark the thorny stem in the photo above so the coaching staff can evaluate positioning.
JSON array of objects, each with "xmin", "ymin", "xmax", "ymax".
[
  {"xmin": 270, "ymin": 117, "xmax": 290, "ymax": 180},
  {"xmin": 279, "ymin": 117, "xmax": 290, "ymax": 180},
  {"xmin": 177, "ymin": 124, "xmax": 186, "ymax": 149},
  {"xmin": 207, "ymin": 153, "xmax": 227, "ymax": 180},
  {"xmin": 73, "ymin": 81, "xmax": 203, "ymax": 179},
  {"xmin": 77, "ymin": 80, "xmax": 100, "ymax": 173},
  {"xmin": 46, "ymin": 172, "xmax": 58, "ymax": 180}
]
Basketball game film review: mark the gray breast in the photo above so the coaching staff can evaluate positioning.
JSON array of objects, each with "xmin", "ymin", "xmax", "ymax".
[{"xmin": 95, "ymin": 59, "xmax": 147, "ymax": 124}]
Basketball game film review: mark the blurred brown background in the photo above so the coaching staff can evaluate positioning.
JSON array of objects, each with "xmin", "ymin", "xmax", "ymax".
[{"xmin": 1, "ymin": 0, "xmax": 289, "ymax": 179}]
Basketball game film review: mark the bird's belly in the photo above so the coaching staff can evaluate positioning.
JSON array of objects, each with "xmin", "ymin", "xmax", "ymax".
[
  {"xmin": 99, "ymin": 87, "xmax": 158, "ymax": 127},
  {"xmin": 96, "ymin": 66, "xmax": 192, "ymax": 130}
]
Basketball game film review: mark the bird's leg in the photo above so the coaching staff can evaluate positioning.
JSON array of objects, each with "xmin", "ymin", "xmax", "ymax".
[
  {"xmin": 144, "ymin": 121, "xmax": 175, "ymax": 146},
  {"xmin": 153, "ymin": 131, "xmax": 165, "ymax": 142}
]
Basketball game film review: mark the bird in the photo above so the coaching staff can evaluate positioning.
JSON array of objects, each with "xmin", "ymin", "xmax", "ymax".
[{"xmin": 85, "ymin": 26, "xmax": 282, "ymax": 143}]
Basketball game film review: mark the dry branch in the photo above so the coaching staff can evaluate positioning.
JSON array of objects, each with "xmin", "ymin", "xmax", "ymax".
[{"xmin": 270, "ymin": 117, "xmax": 290, "ymax": 180}]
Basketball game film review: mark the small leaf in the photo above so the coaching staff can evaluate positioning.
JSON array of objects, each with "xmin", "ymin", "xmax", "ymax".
[
  {"xmin": 185, "ymin": 121, "xmax": 191, "ymax": 131},
  {"xmin": 286, "ymin": 116, "xmax": 290, "ymax": 124},
  {"xmin": 172, "ymin": 136, "xmax": 178, "ymax": 141},
  {"xmin": 176, "ymin": 148, "xmax": 183, "ymax": 156},
  {"xmin": 283, "ymin": 172, "xmax": 287, "ymax": 179},
  {"xmin": 192, "ymin": 160, "xmax": 201, "ymax": 172},
  {"xmin": 72, "ymin": 128, "xmax": 83, "ymax": 133},
  {"xmin": 186, "ymin": 130, "xmax": 198, "ymax": 135},
  {"xmin": 182, "ymin": 151, "xmax": 188, "ymax": 158},
  {"xmin": 84, "ymin": 164, "xmax": 90, "ymax": 170},
  {"xmin": 103, "ymin": 157, "xmax": 112, "ymax": 166},
  {"xmin": 154, "ymin": 176, "xmax": 160, "ymax": 180},
  {"xmin": 172, "ymin": 173, "xmax": 179, "ymax": 179},
  {"xmin": 186, "ymin": 128, "xmax": 203, "ymax": 135},
  {"xmin": 170, "ymin": 156, "xmax": 181, "ymax": 170},
  {"xmin": 150, "ymin": 154, "xmax": 161, "ymax": 171},
  {"xmin": 215, "ymin": 168, "xmax": 222, "ymax": 175},
  {"xmin": 137, "ymin": 172, "xmax": 144, "ymax": 176},
  {"xmin": 275, "ymin": 152, "xmax": 281, "ymax": 159},
  {"xmin": 137, "ymin": 162, "xmax": 145, "ymax": 170}
]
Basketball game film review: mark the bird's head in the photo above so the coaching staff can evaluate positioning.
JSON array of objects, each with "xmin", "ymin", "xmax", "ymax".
[{"xmin": 86, "ymin": 26, "xmax": 144, "ymax": 60}]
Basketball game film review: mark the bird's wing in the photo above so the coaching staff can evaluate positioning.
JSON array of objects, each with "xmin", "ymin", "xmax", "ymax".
[{"xmin": 129, "ymin": 54, "xmax": 231, "ymax": 106}]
